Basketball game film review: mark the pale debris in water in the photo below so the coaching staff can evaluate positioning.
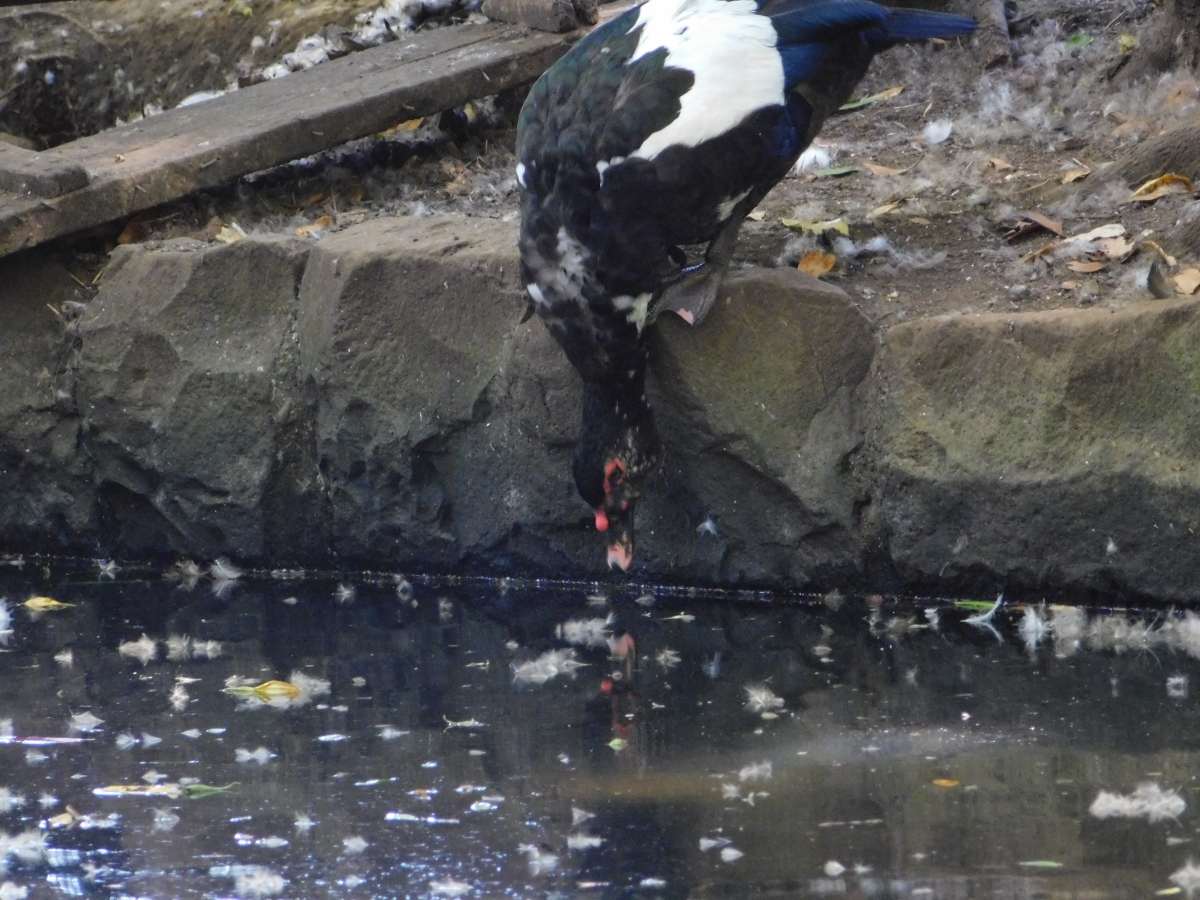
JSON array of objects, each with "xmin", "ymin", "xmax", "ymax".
[
  {"xmin": 512, "ymin": 648, "xmax": 585, "ymax": 686},
  {"xmin": 37, "ymin": 793, "xmax": 57, "ymax": 809},
  {"xmin": 0, "ymin": 788, "xmax": 25, "ymax": 813},
  {"xmin": 334, "ymin": 583, "xmax": 356, "ymax": 605},
  {"xmin": 169, "ymin": 684, "xmax": 190, "ymax": 711},
  {"xmin": 342, "ymin": 835, "xmax": 368, "ymax": 855},
  {"xmin": 517, "ymin": 844, "xmax": 558, "ymax": 876},
  {"xmin": 0, "ymin": 719, "xmax": 11, "ymax": 739},
  {"xmin": 193, "ymin": 640, "xmax": 223, "ymax": 659},
  {"xmin": 824, "ymin": 860, "xmax": 846, "ymax": 877},
  {"xmin": 1050, "ymin": 605, "xmax": 1086, "ymax": 658},
  {"xmin": 640, "ymin": 877, "xmax": 668, "ymax": 888},
  {"xmin": 586, "ymin": 592, "xmax": 609, "ymax": 608},
  {"xmin": 1, "ymin": 830, "xmax": 46, "ymax": 864},
  {"xmin": 555, "ymin": 614, "xmax": 613, "ymax": 649},
  {"xmin": 1169, "ymin": 674, "xmax": 1189, "ymax": 699},
  {"xmin": 1089, "ymin": 783, "xmax": 1185, "ymax": 822},
  {"xmin": 166, "ymin": 635, "xmax": 192, "ymax": 661},
  {"xmin": 0, "ymin": 599, "xmax": 12, "ymax": 645},
  {"xmin": 572, "ymin": 807, "xmax": 595, "ymax": 826},
  {"xmin": 294, "ymin": 813, "xmax": 316, "ymax": 832},
  {"xmin": 23, "ymin": 749, "xmax": 46, "ymax": 765},
  {"xmin": 654, "ymin": 649, "xmax": 681, "ymax": 670},
  {"xmin": 1171, "ymin": 861, "xmax": 1200, "ymax": 898},
  {"xmin": 702, "ymin": 652, "xmax": 721, "ymax": 679},
  {"xmin": 696, "ymin": 515, "xmax": 719, "ymax": 537},
  {"xmin": 96, "ymin": 559, "xmax": 119, "ymax": 580},
  {"xmin": 394, "ymin": 575, "xmax": 414, "ymax": 603},
  {"xmin": 429, "ymin": 878, "xmax": 471, "ymax": 897},
  {"xmin": 167, "ymin": 559, "xmax": 202, "ymax": 590},
  {"xmin": 53, "ymin": 649, "xmax": 72, "ymax": 668},
  {"xmin": 743, "ymin": 683, "xmax": 784, "ymax": 714},
  {"xmin": 1161, "ymin": 611, "xmax": 1200, "ymax": 660},
  {"xmin": 567, "ymin": 833, "xmax": 604, "ymax": 850},
  {"xmin": 738, "ymin": 761, "xmax": 772, "ymax": 782},
  {"xmin": 68, "ymin": 711, "xmax": 103, "ymax": 733},
  {"xmin": 720, "ymin": 783, "xmax": 740, "ymax": 800},
  {"xmin": 0, "ymin": 882, "xmax": 27, "ymax": 900},
  {"xmin": 699, "ymin": 837, "xmax": 730, "ymax": 851},
  {"xmin": 152, "ymin": 808, "xmax": 180, "ymax": 831},
  {"xmin": 114, "ymin": 733, "xmax": 139, "ymax": 751},
  {"xmin": 377, "ymin": 725, "xmax": 408, "ymax": 740},
  {"xmin": 232, "ymin": 866, "xmax": 285, "ymax": 898},
  {"xmin": 118, "ymin": 634, "xmax": 158, "ymax": 665},
  {"xmin": 141, "ymin": 770, "xmax": 168, "ymax": 784},
  {"xmin": 181, "ymin": 729, "xmax": 202, "ymax": 739},
  {"xmin": 235, "ymin": 747, "xmax": 276, "ymax": 765},
  {"xmin": 210, "ymin": 558, "xmax": 243, "ymax": 582},
  {"xmin": 720, "ymin": 847, "xmax": 744, "ymax": 863},
  {"xmin": 634, "ymin": 592, "xmax": 656, "ymax": 607},
  {"xmin": 1019, "ymin": 605, "xmax": 1050, "ymax": 653},
  {"xmin": 351, "ymin": 677, "xmax": 366, "ymax": 687},
  {"xmin": 142, "ymin": 732, "xmax": 162, "ymax": 747},
  {"xmin": 438, "ymin": 598, "xmax": 454, "ymax": 623},
  {"xmin": 963, "ymin": 596, "xmax": 1003, "ymax": 641}
]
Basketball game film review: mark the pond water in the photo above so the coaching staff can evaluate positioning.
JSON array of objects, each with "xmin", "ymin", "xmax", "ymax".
[{"xmin": 1, "ymin": 555, "xmax": 1199, "ymax": 900}]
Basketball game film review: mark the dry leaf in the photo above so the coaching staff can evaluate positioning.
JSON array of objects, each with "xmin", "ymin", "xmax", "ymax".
[
  {"xmin": 1061, "ymin": 280, "xmax": 1078, "ymax": 290},
  {"xmin": 283, "ymin": 191, "xmax": 328, "ymax": 210},
  {"xmin": 1061, "ymin": 165, "xmax": 1091, "ymax": 184},
  {"xmin": 745, "ymin": 210, "xmax": 765, "ymax": 221},
  {"xmin": 1093, "ymin": 236, "xmax": 1133, "ymax": 260},
  {"xmin": 1131, "ymin": 173, "xmax": 1195, "ymax": 202},
  {"xmin": 839, "ymin": 85, "xmax": 904, "ymax": 111},
  {"xmin": 116, "ymin": 212, "xmax": 154, "ymax": 245},
  {"xmin": 798, "ymin": 250, "xmax": 836, "ymax": 278},
  {"xmin": 864, "ymin": 161, "xmax": 912, "ymax": 177},
  {"xmin": 1067, "ymin": 260, "xmax": 1105, "ymax": 273},
  {"xmin": 1021, "ymin": 241, "xmax": 1057, "ymax": 262},
  {"xmin": 867, "ymin": 200, "xmax": 904, "ymax": 220},
  {"xmin": 932, "ymin": 779, "xmax": 959, "ymax": 788},
  {"xmin": 989, "ymin": 157, "xmax": 1014, "ymax": 171},
  {"xmin": 1023, "ymin": 211, "xmax": 1064, "ymax": 236},
  {"xmin": 909, "ymin": 216, "xmax": 931, "ymax": 225},
  {"xmin": 295, "ymin": 215, "xmax": 333, "ymax": 238},
  {"xmin": 1142, "ymin": 240, "xmax": 1177, "ymax": 267},
  {"xmin": 1175, "ymin": 268, "xmax": 1200, "ymax": 295},
  {"xmin": 1118, "ymin": 32, "xmax": 1138, "ymax": 53},
  {"xmin": 1063, "ymin": 223, "xmax": 1126, "ymax": 245},
  {"xmin": 214, "ymin": 223, "xmax": 247, "ymax": 244},
  {"xmin": 779, "ymin": 217, "xmax": 849, "ymax": 236}
]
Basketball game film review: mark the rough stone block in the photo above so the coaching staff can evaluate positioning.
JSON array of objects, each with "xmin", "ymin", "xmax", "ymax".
[
  {"xmin": 647, "ymin": 268, "xmax": 875, "ymax": 583},
  {"xmin": 0, "ymin": 251, "xmax": 93, "ymax": 547},
  {"xmin": 873, "ymin": 298, "xmax": 1200, "ymax": 600},
  {"xmin": 78, "ymin": 236, "xmax": 309, "ymax": 557}
]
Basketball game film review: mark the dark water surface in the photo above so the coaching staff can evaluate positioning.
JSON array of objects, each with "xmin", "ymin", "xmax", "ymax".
[{"xmin": 1, "ymin": 557, "xmax": 1199, "ymax": 900}]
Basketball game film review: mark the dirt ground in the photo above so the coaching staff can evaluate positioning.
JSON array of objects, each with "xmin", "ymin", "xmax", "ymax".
[{"xmin": 47, "ymin": 0, "xmax": 1200, "ymax": 328}]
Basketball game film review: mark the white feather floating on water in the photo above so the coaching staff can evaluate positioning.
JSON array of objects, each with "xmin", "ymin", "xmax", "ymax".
[{"xmin": 1089, "ymin": 783, "xmax": 1184, "ymax": 823}]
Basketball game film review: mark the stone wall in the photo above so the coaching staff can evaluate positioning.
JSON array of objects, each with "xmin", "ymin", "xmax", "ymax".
[{"xmin": 4, "ymin": 213, "xmax": 1200, "ymax": 601}]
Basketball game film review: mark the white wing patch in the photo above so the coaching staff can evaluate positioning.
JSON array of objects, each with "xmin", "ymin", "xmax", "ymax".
[
  {"xmin": 627, "ymin": 0, "xmax": 783, "ymax": 161},
  {"xmin": 612, "ymin": 292, "xmax": 653, "ymax": 333}
]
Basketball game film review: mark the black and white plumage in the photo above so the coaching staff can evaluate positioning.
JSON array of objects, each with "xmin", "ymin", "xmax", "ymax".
[{"xmin": 516, "ymin": 0, "xmax": 976, "ymax": 570}]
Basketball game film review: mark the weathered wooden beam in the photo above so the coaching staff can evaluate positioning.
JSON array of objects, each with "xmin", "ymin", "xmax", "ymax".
[{"xmin": 0, "ymin": 22, "xmax": 576, "ymax": 258}]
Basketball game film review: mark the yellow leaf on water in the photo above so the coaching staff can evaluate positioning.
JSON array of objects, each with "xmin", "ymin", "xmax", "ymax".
[
  {"xmin": 779, "ymin": 217, "xmax": 849, "ymax": 236},
  {"xmin": 25, "ymin": 596, "xmax": 74, "ymax": 612},
  {"xmin": 798, "ymin": 250, "xmax": 836, "ymax": 278},
  {"xmin": 251, "ymin": 680, "xmax": 302, "ymax": 702},
  {"xmin": 932, "ymin": 778, "xmax": 959, "ymax": 788},
  {"xmin": 1131, "ymin": 173, "xmax": 1195, "ymax": 202},
  {"xmin": 908, "ymin": 216, "xmax": 932, "ymax": 225},
  {"xmin": 1174, "ymin": 268, "xmax": 1200, "ymax": 295}
]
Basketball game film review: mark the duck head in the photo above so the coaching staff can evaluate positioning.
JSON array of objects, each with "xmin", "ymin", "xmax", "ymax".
[{"xmin": 574, "ymin": 382, "xmax": 663, "ymax": 571}]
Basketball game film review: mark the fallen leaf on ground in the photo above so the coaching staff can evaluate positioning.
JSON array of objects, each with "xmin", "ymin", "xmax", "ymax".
[
  {"xmin": 214, "ymin": 223, "xmax": 247, "ymax": 244},
  {"xmin": 295, "ymin": 215, "xmax": 333, "ymax": 238},
  {"xmin": 1067, "ymin": 260, "xmax": 1106, "ymax": 273},
  {"xmin": 989, "ymin": 157, "xmax": 1014, "ymax": 171},
  {"xmin": 867, "ymin": 200, "xmax": 905, "ymax": 220},
  {"xmin": 744, "ymin": 210, "xmax": 765, "ymax": 221},
  {"xmin": 909, "ymin": 216, "xmax": 931, "ymax": 225},
  {"xmin": 1118, "ymin": 32, "xmax": 1138, "ymax": 53},
  {"xmin": 1061, "ymin": 164, "xmax": 1091, "ymax": 184},
  {"xmin": 864, "ymin": 161, "xmax": 914, "ymax": 177},
  {"xmin": 1175, "ymin": 268, "xmax": 1200, "ymax": 295},
  {"xmin": 1131, "ymin": 173, "xmax": 1195, "ymax": 202},
  {"xmin": 1023, "ymin": 211, "xmax": 1063, "ymax": 236},
  {"xmin": 1004, "ymin": 211, "xmax": 1063, "ymax": 242},
  {"xmin": 779, "ymin": 217, "xmax": 849, "ymax": 236},
  {"xmin": 1093, "ymin": 236, "xmax": 1134, "ymax": 260},
  {"xmin": 812, "ymin": 165, "xmax": 860, "ymax": 178},
  {"xmin": 838, "ymin": 85, "xmax": 903, "ymax": 111},
  {"xmin": 1063, "ymin": 223, "xmax": 1126, "ymax": 245},
  {"xmin": 798, "ymin": 251, "xmax": 836, "ymax": 278},
  {"xmin": 1142, "ymin": 240, "xmax": 1177, "ymax": 267}
]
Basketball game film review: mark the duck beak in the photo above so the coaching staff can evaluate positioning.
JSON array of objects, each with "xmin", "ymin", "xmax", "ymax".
[{"xmin": 607, "ymin": 538, "xmax": 633, "ymax": 571}]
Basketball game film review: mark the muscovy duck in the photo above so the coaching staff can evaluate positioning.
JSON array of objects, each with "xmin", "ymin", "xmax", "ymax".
[{"xmin": 517, "ymin": 0, "xmax": 976, "ymax": 570}]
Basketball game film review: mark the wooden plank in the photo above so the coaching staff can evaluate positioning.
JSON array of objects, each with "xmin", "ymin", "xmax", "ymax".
[{"xmin": 0, "ymin": 22, "xmax": 575, "ymax": 257}]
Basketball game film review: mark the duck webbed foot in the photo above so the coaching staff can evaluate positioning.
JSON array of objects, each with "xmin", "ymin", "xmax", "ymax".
[{"xmin": 652, "ymin": 211, "xmax": 746, "ymax": 327}]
